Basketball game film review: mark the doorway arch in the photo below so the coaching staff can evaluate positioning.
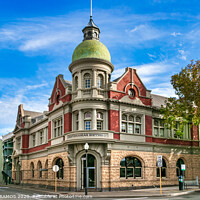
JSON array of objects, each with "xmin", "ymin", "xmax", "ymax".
[{"xmin": 76, "ymin": 150, "xmax": 101, "ymax": 191}]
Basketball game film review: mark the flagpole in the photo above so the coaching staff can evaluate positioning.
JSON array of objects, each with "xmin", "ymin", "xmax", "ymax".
[{"xmin": 91, "ymin": 0, "xmax": 92, "ymax": 17}]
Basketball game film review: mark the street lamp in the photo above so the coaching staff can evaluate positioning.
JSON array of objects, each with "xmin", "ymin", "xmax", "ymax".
[{"xmin": 84, "ymin": 143, "xmax": 89, "ymax": 195}]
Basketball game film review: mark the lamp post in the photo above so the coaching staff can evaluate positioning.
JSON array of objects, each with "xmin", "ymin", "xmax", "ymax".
[
  {"xmin": 5, "ymin": 158, "xmax": 9, "ymax": 185},
  {"xmin": 84, "ymin": 143, "xmax": 89, "ymax": 195}
]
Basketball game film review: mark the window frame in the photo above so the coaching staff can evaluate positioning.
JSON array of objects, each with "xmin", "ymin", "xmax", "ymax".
[
  {"xmin": 39, "ymin": 130, "xmax": 44, "ymax": 145},
  {"xmin": 121, "ymin": 114, "xmax": 142, "ymax": 134},
  {"xmin": 84, "ymin": 112, "xmax": 92, "ymax": 130},
  {"xmin": 97, "ymin": 112, "xmax": 103, "ymax": 130},
  {"xmin": 153, "ymin": 119, "xmax": 165, "ymax": 137},
  {"xmin": 32, "ymin": 134, "xmax": 36, "ymax": 147},
  {"xmin": 97, "ymin": 74, "xmax": 104, "ymax": 89},
  {"xmin": 84, "ymin": 73, "xmax": 91, "ymax": 89},
  {"xmin": 53, "ymin": 117, "xmax": 63, "ymax": 138},
  {"xmin": 120, "ymin": 156, "xmax": 142, "ymax": 179}
]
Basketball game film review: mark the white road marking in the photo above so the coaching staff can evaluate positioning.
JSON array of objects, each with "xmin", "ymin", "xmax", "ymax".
[{"xmin": 114, "ymin": 198, "xmax": 148, "ymax": 200}]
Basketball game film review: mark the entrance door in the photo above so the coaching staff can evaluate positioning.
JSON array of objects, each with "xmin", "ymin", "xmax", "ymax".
[{"xmin": 81, "ymin": 154, "xmax": 96, "ymax": 189}]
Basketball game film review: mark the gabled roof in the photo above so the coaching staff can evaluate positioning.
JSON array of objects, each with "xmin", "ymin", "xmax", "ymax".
[
  {"xmin": 24, "ymin": 110, "xmax": 43, "ymax": 118},
  {"xmin": 151, "ymin": 94, "xmax": 167, "ymax": 108},
  {"xmin": 64, "ymin": 80, "xmax": 72, "ymax": 86},
  {"xmin": 2, "ymin": 132, "xmax": 14, "ymax": 141}
]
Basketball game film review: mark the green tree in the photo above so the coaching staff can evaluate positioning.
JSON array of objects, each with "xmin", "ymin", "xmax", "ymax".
[{"xmin": 161, "ymin": 60, "xmax": 200, "ymax": 137}]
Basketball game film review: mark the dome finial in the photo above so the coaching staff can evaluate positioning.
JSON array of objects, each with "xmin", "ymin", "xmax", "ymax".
[{"xmin": 82, "ymin": 0, "xmax": 100, "ymax": 41}]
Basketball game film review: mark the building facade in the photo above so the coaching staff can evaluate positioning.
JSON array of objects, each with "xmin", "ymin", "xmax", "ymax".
[
  {"xmin": 12, "ymin": 16, "xmax": 200, "ymax": 191},
  {"xmin": 2, "ymin": 132, "xmax": 14, "ymax": 184},
  {"xmin": 0, "ymin": 139, "xmax": 3, "ymax": 184}
]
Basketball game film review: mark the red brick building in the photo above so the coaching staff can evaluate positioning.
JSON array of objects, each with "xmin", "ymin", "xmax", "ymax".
[{"xmin": 12, "ymin": 16, "xmax": 200, "ymax": 191}]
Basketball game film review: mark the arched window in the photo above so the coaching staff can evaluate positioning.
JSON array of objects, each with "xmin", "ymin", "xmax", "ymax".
[
  {"xmin": 97, "ymin": 112, "xmax": 103, "ymax": 130},
  {"xmin": 156, "ymin": 158, "xmax": 167, "ymax": 177},
  {"xmin": 30, "ymin": 162, "xmax": 34, "ymax": 178},
  {"xmin": 56, "ymin": 94, "xmax": 60, "ymax": 103},
  {"xmin": 74, "ymin": 76, "xmax": 78, "ymax": 91},
  {"xmin": 128, "ymin": 89, "xmax": 135, "ymax": 98},
  {"xmin": 38, "ymin": 161, "xmax": 42, "ymax": 178},
  {"xmin": 120, "ymin": 157, "xmax": 142, "ymax": 179},
  {"xmin": 176, "ymin": 158, "xmax": 185, "ymax": 176},
  {"xmin": 84, "ymin": 112, "xmax": 91, "ymax": 130},
  {"xmin": 84, "ymin": 73, "xmax": 91, "ymax": 89},
  {"xmin": 97, "ymin": 74, "xmax": 103, "ymax": 89},
  {"xmin": 55, "ymin": 158, "xmax": 64, "ymax": 179}
]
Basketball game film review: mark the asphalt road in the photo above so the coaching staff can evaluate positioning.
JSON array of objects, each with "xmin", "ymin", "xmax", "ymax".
[{"xmin": 0, "ymin": 186, "xmax": 200, "ymax": 200}]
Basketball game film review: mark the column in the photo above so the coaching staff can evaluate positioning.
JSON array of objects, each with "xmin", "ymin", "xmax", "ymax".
[
  {"xmin": 92, "ymin": 109, "xmax": 97, "ymax": 130},
  {"xmin": 92, "ymin": 70, "xmax": 98, "ymax": 97},
  {"xmin": 105, "ymin": 72, "xmax": 109, "ymax": 90},
  {"xmin": 77, "ymin": 71, "xmax": 82, "ymax": 98},
  {"xmin": 93, "ymin": 69, "xmax": 97, "ymax": 87},
  {"xmin": 79, "ymin": 110, "xmax": 83, "ymax": 130}
]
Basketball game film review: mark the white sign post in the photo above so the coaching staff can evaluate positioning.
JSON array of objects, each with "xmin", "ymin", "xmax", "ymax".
[
  {"xmin": 181, "ymin": 164, "xmax": 185, "ymax": 189},
  {"xmin": 157, "ymin": 155, "xmax": 163, "ymax": 167},
  {"xmin": 157, "ymin": 155, "xmax": 163, "ymax": 195},
  {"xmin": 53, "ymin": 165, "xmax": 59, "ymax": 192},
  {"xmin": 181, "ymin": 164, "xmax": 185, "ymax": 171}
]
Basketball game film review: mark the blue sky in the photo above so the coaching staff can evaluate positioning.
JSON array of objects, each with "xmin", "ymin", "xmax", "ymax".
[{"xmin": 0, "ymin": 0, "xmax": 200, "ymax": 136}]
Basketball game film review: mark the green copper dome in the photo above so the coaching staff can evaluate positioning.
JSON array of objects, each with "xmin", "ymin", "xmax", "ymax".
[{"xmin": 72, "ymin": 40, "xmax": 111, "ymax": 63}]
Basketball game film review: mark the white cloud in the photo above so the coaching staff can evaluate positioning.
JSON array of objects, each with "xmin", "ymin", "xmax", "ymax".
[
  {"xmin": 152, "ymin": 86, "xmax": 176, "ymax": 97},
  {"xmin": 178, "ymin": 50, "xmax": 187, "ymax": 60},
  {"xmin": 0, "ymin": 80, "xmax": 49, "ymax": 135},
  {"xmin": 135, "ymin": 62, "xmax": 169, "ymax": 76},
  {"xmin": 171, "ymin": 32, "xmax": 182, "ymax": 37},
  {"xmin": 111, "ymin": 62, "xmax": 174, "ymax": 85},
  {"xmin": 0, "ymin": 128, "xmax": 14, "ymax": 136},
  {"xmin": 0, "ymin": 15, "xmax": 83, "ymax": 52},
  {"xmin": 26, "ymin": 83, "xmax": 48, "ymax": 90},
  {"xmin": 126, "ymin": 24, "xmax": 166, "ymax": 43},
  {"xmin": 148, "ymin": 53, "xmax": 157, "ymax": 58}
]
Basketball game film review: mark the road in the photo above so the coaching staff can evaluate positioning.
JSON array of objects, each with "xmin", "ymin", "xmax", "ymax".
[{"xmin": 0, "ymin": 186, "xmax": 200, "ymax": 200}]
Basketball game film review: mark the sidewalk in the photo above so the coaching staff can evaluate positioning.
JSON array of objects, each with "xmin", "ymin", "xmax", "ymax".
[
  {"xmin": 66, "ymin": 186, "xmax": 200, "ymax": 198},
  {"xmin": 1, "ymin": 184, "xmax": 200, "ymax": 198}
]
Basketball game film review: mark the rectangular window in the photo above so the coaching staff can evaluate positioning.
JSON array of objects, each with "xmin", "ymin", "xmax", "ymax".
[
  {"xmin": 127, "ymin": 168, "xmax": 134, "ymax": 178},
  {"xmin": 39, "ymin": 130, "xmax": 44, "ymax": 144},
  {"xmin": 154, "ymin": 119, "xmax": 165, "ymax": 137},
  {"xmin": 97, "ymin": 79, "xmax": 101, "ymax": 88},
  {"xmin": 128, "ymin": 124, "xmax": 134, "ymax": 133},
  {"xmin": 97, "ymin": 120, "xmax": 103, "ymax": 130},
  {"xmin": 135, "ymin": 124, "xmax": 141, "ymax": 134},
  {"xmin": 154, "ymin": 127, "xmax": 159, "ymax": 136},
  {"xmin": 32, "ymin": 134, "xmax": 36, "ymax": 147},
  {"xmin": 135, "ymin": 168, "xmax": 142, "ymax": 177},
  {"xmin": 160, "ymin": 128, "xmax": 164, "ymax": 137},
  {"xmin": 121, "ymin": 123, "xmax": 126, "ymax": 132},
  {"xmin": 53, "ymin": 117, "xmax": 63, "ymax": 138},
  {"xmin": 85, "ymin": 79, "xmax": 91, "ymax": 88},
  {"xmin": 85, "ymin": 121, "xmax": 91, "ymax": 130},
  {"xmin": 120, "ymin": 168, "xmax": 126, "ymax": 178},
  {"xmin": 76, "ymin": 113, "xmax": 79, "ymax": 130}
]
